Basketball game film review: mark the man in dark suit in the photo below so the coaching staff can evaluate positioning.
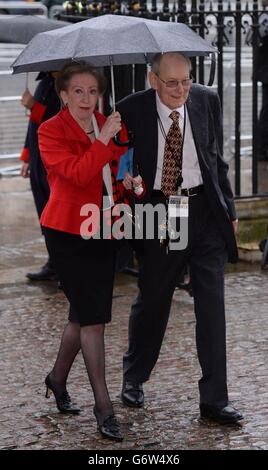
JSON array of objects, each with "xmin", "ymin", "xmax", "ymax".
[{"xmin": 117, "ymin": 52, "xmax": 243, "ymax": 424}]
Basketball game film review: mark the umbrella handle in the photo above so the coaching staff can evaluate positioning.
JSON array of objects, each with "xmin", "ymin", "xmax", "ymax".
[
  {"xmin": 110, "ymin": 58, "xmax": 132, "ymax": 146},
  {"xmin": 24, "ymin": 72, "xmax": 29, "ymax": 116},
  {"xmin": 113, "ymin": 130, "xmax": 134, "ymax": 147},
  {"xmin": 207, "ymin": 53, "xmax": 216, "ymax": 87},
  {"xmin": 113, "ymin": 132, "xmax": 132, "ymax": 147}
]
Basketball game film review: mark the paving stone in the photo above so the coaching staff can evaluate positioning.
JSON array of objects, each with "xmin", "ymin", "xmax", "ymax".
[{"xmin": 0, "ymin": 178, "xmax": 268, "ymax": 450}]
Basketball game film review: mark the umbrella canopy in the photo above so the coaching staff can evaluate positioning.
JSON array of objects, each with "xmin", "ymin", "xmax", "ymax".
[
  {"xmin": 0, "ymin": 15, "xmax": 69, "ymax": 44},
  {"xmin": 12, "ymin": 14, "xmax": 217, "ymax": 74}
]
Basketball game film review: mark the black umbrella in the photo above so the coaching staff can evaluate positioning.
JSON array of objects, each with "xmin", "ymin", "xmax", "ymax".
[
  {"xmin": 0, "ymin": 14, "xmax": 69, "ymax": 44},
  {"xmin": 12, "ymin": 15, "xmax": 217, "ymax": 145}
]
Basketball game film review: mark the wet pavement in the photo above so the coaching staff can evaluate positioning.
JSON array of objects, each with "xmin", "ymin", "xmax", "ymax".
[{"xmin": 0, "ymin": 176, "xmax": 268, "ymax": 451}]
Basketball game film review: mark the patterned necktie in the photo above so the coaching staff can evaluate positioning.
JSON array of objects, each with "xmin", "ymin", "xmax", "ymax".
[{"xmin": 161, "ymin": 110, "xmax": 183, "ymax": 197}]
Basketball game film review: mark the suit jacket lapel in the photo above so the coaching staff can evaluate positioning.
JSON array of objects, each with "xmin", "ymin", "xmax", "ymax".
[
  {"xmin": 139, "ymin": 89, "xmax": 158, "ymax": 188},
  {"xmin": 186, "ymin": 90, "xmax": 209, "ymax": 174}
]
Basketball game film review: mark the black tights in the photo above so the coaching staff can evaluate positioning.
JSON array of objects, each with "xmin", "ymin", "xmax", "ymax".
[{"xmin": 49, "ymin": 321, "xmax": 113, "ymax": 423}]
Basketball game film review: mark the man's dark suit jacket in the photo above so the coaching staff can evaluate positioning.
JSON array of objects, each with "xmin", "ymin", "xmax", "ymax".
[{"xmin": 117, "ymin": 85, "xmax": 238, "ymax": 263}]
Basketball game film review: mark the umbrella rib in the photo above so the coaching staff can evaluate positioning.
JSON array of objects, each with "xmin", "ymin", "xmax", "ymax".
[
  {"xmin": 70, "ymin": 26, "xmax": 95, "ymax": 61},
  {"xmin": 143, "ymin": 23, "xmax": 164, "ymax": 54}
]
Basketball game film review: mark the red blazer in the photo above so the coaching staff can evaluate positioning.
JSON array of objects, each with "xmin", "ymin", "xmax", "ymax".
[{"xmin": 38, "ymin": 107, "xmax": 127, "ymax": 235}]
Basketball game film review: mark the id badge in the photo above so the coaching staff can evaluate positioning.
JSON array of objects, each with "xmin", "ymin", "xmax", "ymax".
[
  {"xmin": 167, "ymin": 196, "xmax": 189, "ymax": 252},
  {"xmin": 168, "ymin": 195, "xmax": 189, "ymax": 219}
]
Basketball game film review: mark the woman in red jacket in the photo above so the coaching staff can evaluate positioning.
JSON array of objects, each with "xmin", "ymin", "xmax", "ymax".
[{"xmin": 38, "ymin": 62, "xmax": 127, "ymax": 442}]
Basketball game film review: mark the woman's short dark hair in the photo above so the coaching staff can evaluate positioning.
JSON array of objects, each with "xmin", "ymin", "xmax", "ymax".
[{"xmin": 55, "ymin": 61, "xmax": 107, "ymax": 96}]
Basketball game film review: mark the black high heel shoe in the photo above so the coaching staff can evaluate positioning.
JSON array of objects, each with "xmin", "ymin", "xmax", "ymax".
[
  {"xmin": 45, "ymin": 374, "xmax": 80, "ymax": 414},
  {"xmin": 93, "ymin": 406, "xmax": 123, "ymax": 442}
]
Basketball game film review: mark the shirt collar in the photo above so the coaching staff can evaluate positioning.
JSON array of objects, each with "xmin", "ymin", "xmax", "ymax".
[{"xmin": 156, "ymin": 91, "xmax": 185, "ymax": 122}]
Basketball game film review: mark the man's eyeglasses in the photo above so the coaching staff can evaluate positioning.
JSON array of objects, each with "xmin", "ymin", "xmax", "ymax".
[{"xmin": 156, "ymin": 74, "xmax": 193, "ymax": 88}]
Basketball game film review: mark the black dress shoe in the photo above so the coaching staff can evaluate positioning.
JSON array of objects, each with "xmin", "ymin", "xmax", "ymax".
[
  {"xmin": 93, "ymin": 406, "xmax": 123, "ymax": 442},
  {"xmin": 200, "ymin": 404, "xmax": 244, "ymax": 424},
  {"xmin": 121, "ymin": 380, "xmax": 144, "ymax": 408},
  {"xmin": 27, "ymin": 263, "xmax": 58, "ymax": 281},
  {"xmin": 45, "ymin": 374, "xmax": 80, "ymax": 414}
]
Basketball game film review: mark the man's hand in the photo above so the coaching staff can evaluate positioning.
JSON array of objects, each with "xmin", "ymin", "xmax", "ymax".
[
  {"xmin": 232, "ymin": 218, "xmax": 238, "ymax": 234},
  {"xmin": 123, "ymin": 172, "xmax": 145, "ymax": 197},
  {"xmin": 123, "ymin": 172, "xmax": 142, "ymax": 190},
  {"xmin": 21, "ymin": 89, "xmax": 35, "ymax": 110},
  {"xmin": 20, "ymin": 162, "xmax": 30, "ymax": 178}
]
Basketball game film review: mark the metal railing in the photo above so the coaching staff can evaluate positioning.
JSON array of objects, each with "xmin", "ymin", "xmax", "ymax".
[
  {"xmin": 0, "ymin": 43, "xmax": 32, "ymax": 176},
  {"xmin": 0, "ymin": 92, "xmax": 27, "ymax": 178}
]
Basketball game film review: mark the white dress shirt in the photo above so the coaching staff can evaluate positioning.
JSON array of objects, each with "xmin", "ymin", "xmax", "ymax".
[{"xmin": 154, "ymin": 92, "xmax": 203, "ymax": 190}]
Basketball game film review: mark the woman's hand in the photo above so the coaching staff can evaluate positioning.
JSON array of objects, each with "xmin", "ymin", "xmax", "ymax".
[
  {"xmin": 21, "ymin": 89, "xmax": 35, "ymax": 110},
  {"xmin": 232, "ymin": 218, "xmax": 238, "ymax": 234},
  {"xmin": 20, "ymin": 162, "xmax": 30, "ymax": 178},
  {"xmin": 98, "ymin": 112, "xmax": 122, "ymax": 146}
]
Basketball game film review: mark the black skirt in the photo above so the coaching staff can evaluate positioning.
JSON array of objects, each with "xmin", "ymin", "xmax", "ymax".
[{"xmin": 43, "ymin": 227, "xmax": 116, "ymax": 326}]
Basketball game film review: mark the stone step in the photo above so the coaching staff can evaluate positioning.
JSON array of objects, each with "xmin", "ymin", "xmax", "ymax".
[{"xmin": 238, "ymin": 242, "xmax": 262, "ymax": 263}]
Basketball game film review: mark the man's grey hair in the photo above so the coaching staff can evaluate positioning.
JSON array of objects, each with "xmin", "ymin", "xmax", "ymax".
[{"xmin": 150, "ymin": 52, "xmax": 192, "ymax": 75}]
